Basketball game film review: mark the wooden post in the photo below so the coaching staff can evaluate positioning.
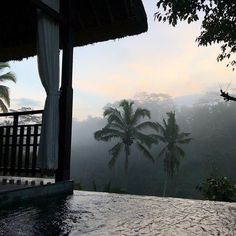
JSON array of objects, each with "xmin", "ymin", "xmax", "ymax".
[
  {"xmin": 10, "ymin": 114, "xmax": 19, "ymax": 175},
  {"xmin": 56, "ymin": 0, "xmax": 74, "ymax": 182}
]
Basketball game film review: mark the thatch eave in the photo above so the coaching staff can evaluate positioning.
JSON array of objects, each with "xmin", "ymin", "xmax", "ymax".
[{"xmin": 0, "ymin": 0, "xmax": 148, "ymax": 61}]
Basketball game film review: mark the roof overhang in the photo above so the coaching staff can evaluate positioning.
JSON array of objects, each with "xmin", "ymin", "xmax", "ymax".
[{"xmin": 0, "ymin": 0, "xmax": 148, "ymax": 61}]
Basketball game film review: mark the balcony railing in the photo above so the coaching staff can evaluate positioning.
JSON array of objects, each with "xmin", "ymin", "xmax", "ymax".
[{"xmin": 0, "ymin": 110, "xmax": 43, "ymax": 177}]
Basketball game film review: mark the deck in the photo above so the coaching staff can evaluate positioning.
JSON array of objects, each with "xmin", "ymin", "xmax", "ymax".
[
  {"xmin": 0, "ymin": 177, "xmax": 73, "ymax": 206},
  {"xmin": 0, "ymin": 110, "xmax": 75, "ymax": 206}
]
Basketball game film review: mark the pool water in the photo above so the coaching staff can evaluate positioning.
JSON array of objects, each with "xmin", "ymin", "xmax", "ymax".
[{"xmin": 0, "ymin": 191, "xmax": 236, "ymax": 235}]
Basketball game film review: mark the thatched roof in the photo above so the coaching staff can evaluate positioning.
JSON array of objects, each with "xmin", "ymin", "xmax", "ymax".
[{"xmin": 0, "ymin": 0, "xmax": 147, "ymax": 61}]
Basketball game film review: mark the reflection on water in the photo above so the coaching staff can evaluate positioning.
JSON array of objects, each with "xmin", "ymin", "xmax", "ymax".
[
  {"xmin": 0, "ymin": 195, "xmax": 71, "ymax": 235},
  {"xmin": 0, "ymin": 191, "xmax": 236, "ymax": 235}
]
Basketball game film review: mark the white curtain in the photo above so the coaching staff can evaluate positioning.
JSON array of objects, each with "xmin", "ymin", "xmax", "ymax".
[{"xmin": 37, "ymin": 0, "xmax": 60, "ymax": 169}]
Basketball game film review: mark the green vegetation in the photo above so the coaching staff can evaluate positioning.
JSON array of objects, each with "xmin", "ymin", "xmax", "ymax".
[
  {"xmin": 94, "ymin": 102, "xmax": 192, "ymax": 196},
  {"xmin": 94, "ymin": 100, "xmax": 157, "ymax": 173},
  {"xmin": 90, "ymin": 180, "xmax": 127, "ymax": 194},
  {"xmin": 155, "ymin": 0, "xmax": 236, "ymax": 68},
  {"xmin": 155, "ymin": 112, "xmax": 192, "ymax": 177},
  {"xmin": 71, "ymin": 93, "xmax": 236, "ymax": 201},
  {"xmin": 102, "ymin": 182, "xmax": 127, "ymax": 194},
  {"xmin": 154, "ymin": 112, "xmax": 192, "ymax": 196},
  {"xmin": 197, "ymin": 174, "xmax": 236, "ymax": 202},
  {"xmin": 0, "ymin": 62, "xmax": 16, "ymax": 112}
]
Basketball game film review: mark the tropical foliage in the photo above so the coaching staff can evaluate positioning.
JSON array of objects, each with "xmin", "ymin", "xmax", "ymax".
[
  {"xmin": 94, "ymin": 100, "xmax": 157, "ymax": 172},
  {"xmin": 197, "ymin": 174, "xmax": 236, "ymax": 202},
  {"xmin": 155, "ymin": 0, "xmax": 236, "ymax": 68},
  {"xmin": 155, "ymin": 1, "xmax": 236, "ymax": 102},
  {"xmin": 153, "ymin": 111, "xmax": 192, "ymax": 196},
  {"xmin": 155, "ymin": 112, "xmax": 192, "ymax": 177},
  {"xmin": 0, "ymin": 62, "xmax": 16, "ymax": 112},
  {"xmin": 72, "ymin": 93, "xmax": 236, "ymax": 199}
]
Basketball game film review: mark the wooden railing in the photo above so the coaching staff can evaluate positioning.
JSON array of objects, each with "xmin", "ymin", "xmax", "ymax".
[{"xmin": 0, "ymin": 110, "xmax": 43, "ymax": 177}]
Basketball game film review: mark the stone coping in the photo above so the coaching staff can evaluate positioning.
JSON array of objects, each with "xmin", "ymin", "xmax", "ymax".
[{"xmin": 0, "ymin": 180, "xmax": 74, "ymax": 206}]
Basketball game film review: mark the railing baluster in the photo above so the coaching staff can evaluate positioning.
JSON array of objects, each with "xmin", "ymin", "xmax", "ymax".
[
  {"xmin": 0, "ymin": 127, "xmax": 3, "ymax": 168},
  {"xmin": 25, "ymin": 126, "xmax": 31, "ymax": 174},
  {"xmin": 3, "ymin": 127, "xmax": 10, "ymax": 175},
  {"xmin": 0, "ymin": 110, "xmax": 43, "ymax": 177},
  {"xmin": 17, "ymin": 126, "xmax": 25, "ymax": 175},
  {"xmin": 32, "ymin": 125, "xmax": 39, "ymax": 176},
  {"xmin": 10, "ymin": 114, "xmax": 19, "ymax": 175}
]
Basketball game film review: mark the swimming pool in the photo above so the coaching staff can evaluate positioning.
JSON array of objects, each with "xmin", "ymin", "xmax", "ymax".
[{"xmin": 0, "ymin": 191, "xmax": 235, "ymax": 235}]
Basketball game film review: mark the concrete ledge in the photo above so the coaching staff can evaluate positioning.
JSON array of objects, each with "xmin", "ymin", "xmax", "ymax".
[{"xmin": 0, "ymin": 180, "xmax": 74, "ymax": 206}]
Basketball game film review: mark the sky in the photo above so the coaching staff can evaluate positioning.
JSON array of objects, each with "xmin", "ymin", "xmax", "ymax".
[{"xmin": 7, "ymin": 0, "xmax": 236, "ymax": 120}]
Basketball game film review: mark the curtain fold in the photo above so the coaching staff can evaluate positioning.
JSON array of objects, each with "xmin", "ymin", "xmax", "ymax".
[{"xmin": 37, "ymin": 0, "xmax": 60, "ymax": 169}]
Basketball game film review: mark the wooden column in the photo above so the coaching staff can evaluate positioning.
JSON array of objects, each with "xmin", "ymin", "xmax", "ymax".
[{"xmin": 56, "ymin": 0, "xmax": 74, "ymax": 182}]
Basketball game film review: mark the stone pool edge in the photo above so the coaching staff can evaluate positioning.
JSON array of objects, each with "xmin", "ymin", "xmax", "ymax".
[{"xmin": 0, "ymin": 180, "xmax": 74, "ymax": 206}]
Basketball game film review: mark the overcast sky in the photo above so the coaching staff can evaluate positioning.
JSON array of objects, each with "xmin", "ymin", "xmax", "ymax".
[{"xmin": 8, "ymin": 0, "xmax": 236, "ymax": 120}]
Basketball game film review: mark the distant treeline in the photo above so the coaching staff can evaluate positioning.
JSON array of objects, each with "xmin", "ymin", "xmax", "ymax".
[{"xmin": 71, "ymin": 92, "xmax": 236, "ymax": 199}]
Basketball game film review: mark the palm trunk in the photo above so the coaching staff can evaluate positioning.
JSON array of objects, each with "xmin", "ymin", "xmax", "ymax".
[
  {"xmin": 124, "ymin": 145, "xmax": 130, "ymax": 192},
  {"xmin": 124, "ymin": 144, "xmax": 130, "ymax": 174},
  {"xmin": 163, "ymin": 175, "xmax": 168, "ymax": 197}
]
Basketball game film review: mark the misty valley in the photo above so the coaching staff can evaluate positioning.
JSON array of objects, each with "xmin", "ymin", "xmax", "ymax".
[{"xmin": 71, "ymin": 92, "xmax": 236, "ymax": 201}]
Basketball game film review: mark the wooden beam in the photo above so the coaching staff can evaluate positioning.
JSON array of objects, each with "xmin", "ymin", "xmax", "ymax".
[
  {"xmin": 76, "ymin": 12, "xmax": 85, "ymax": 30},
  {"xmin": 88, "ymin": 0, "xmax": 101, "ymax": 27},
  {"xmin": 123, "ymin": 0, "xmax": 130, "ymax": 18},
  {"xmin": 0, "ymin": 110, "xmax": 43, "ymax": 117},
  {"xmin": 56, "ymin": 0, "xmax": 74, "ymax": 182},
  {"xmin": 31, "ymin": 0, "xmax": 65, "ymax": 24},
  {"xmin": 105, "ymin": 0, "xmax": 114, "ymax": 23},
  {"xmin": 32, "ymin": 0, "xmax": 84, "ymax": 41}
]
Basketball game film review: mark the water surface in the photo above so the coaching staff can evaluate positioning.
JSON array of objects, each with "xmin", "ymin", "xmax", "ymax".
[{"xmin": 0, "ymin": 191, "xmax": 236, "ymax": 235}]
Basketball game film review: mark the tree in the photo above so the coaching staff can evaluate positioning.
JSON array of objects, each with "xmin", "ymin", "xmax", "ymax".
[
  {"xmin": 0, "ymin": 62, "xmax": 16, "ymax": 112},
  {"xmin": 155, "ymin": 112, "xmax": 192, "ymax": 196},
  {"xmin": 197, "ymin": 174, "xmax": 236, "ymax": 202},
  {"xmin": 155, "ymin": 0, "xmax": 236, "ymax": 66},
  {"xmin": 155, "ymin": 0, "xmax": 236, "ymax": 101},
  {"xmin": 94, "ymin": 100, "xmax": 157, "ymax": 173}
]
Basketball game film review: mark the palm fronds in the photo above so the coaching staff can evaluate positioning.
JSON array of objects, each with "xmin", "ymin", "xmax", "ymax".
[
  {"xmin": 94, "ymin": 99, "xmax": 156, "ymax": 173},
  {"xmin": 134, "ymin": 131, "xmax": 155, "ymax": 148},
  {"xmin": 136, "ymin": 142, "xmax": 154, "ymax": 162},
  {"xmin": 120, "ymin": 99, "xmax": 134, "ymax": 125},
  {"xmin": 0, "ymin": 72, "xmax": 16, "ymax": 83},
  {"xmin": 0, "ymin": 100, "xmax": 8, "ymax": 113},
  {"xmin": 156, "ymin": 111, "xmax": 192, "ymax": 177},
  {"xmin": 0, "ymin": 62, "xmax": 10, "ymax": 70},
  {"xmin": 0, "ymin": 62, "xmax": 16, "ymax": 112},
  {"xmin": 104, "ymin": 107, "xmax": 125, "ymax": 128},
  {"xmin": 94, "ymin": 128, "xmax": 124, "ymax": 141},
  {"xmin": 135, "ymin": 121, "xmax": 158, "ymax": 131},
  {"xmin": 0, "ymin": 86, "xmax": 10, "ymax": 106},
  {"xmin": 108, "ymin": 142, "xmax": 124, "ymax": 168},
  {"xmin": 131, "ymin": 108, "xmax": 150, "ymax": 125},
  {"xmin": 176, "ymin": 146, "xmax": 186, "ymax": 158},
  {"xmin": 157, "ymin": 146, "xmax": 168, "ymax": 159}
]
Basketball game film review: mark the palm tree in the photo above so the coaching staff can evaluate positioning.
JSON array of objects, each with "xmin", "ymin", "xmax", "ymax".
[
  {"xmin": 94, "ymin": 100, "xmax": 157, "ymax": 173},
  {"xmin": 155, "ymin": 111, "xmax": 192, "ymax": 196},
  {"xmin": 0, "ymin": 62, "xmax": 16, "ymax": 112}
]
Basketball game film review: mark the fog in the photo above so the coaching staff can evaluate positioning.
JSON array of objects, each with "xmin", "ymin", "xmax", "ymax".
[{"xmin": 71, "ymin": 92, "xmax": 236, "ymax": 199}]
